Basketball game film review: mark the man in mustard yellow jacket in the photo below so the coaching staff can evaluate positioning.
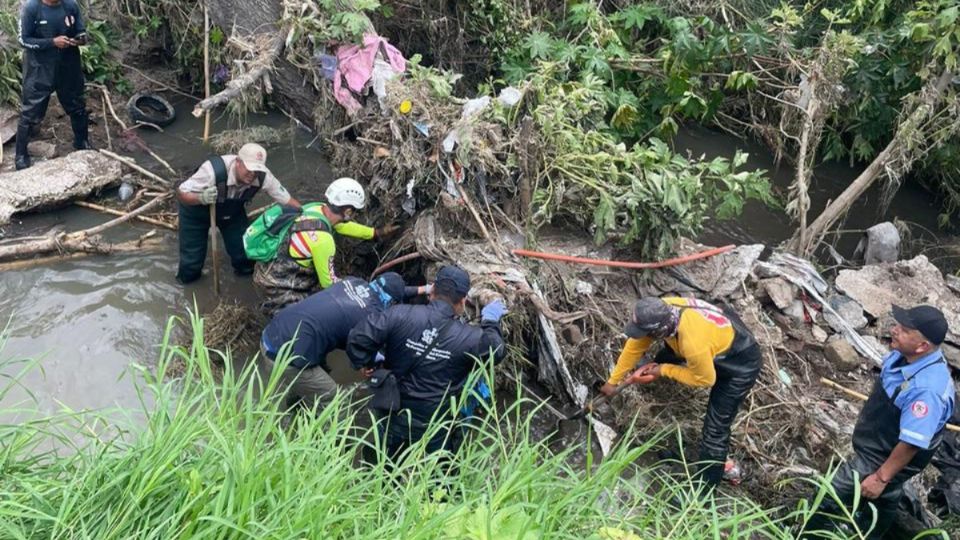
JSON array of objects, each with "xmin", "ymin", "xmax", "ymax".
[{"xmin": 600, "ymin": 296, "xmax": 762, "ymax": 489}]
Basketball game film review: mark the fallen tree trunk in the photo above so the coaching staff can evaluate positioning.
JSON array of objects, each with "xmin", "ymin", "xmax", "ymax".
[
  {"xmin": 191, "ymin": 36, "xmax": 283, "ymax": 118},
  {"xmin": 0, "ymin": 234, "xmax": 165, "ymax": 271},
  {"xmin": 0, "ymin": 195, "xmax": 171, "ymax": 261},
  {"xmin": 791, "ymin": 70, "xmax": 955, "ymax": 255}
]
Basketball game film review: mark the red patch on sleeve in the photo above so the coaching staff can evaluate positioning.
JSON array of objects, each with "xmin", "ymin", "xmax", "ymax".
[{"xmin": 910, "ymin": 401, "xmax": 929, "ymax": 418}]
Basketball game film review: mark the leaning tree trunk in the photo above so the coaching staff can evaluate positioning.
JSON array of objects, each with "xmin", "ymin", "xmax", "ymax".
[
  {"xmin": 790, "ymin": 69, "xmax": 955, "ymax": 256},
  {"xmin": 200, "ymin": 0, "xmax": 374, "ymax": 127},
  {"xmin": 200, "ymin": 0, "xmax": 316, "ymax": 124}
]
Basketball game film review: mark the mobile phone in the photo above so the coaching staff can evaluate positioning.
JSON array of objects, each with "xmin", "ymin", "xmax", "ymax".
[{"xmin": 73, "ymin": 32, "xmax": 87, "ymax": 44}]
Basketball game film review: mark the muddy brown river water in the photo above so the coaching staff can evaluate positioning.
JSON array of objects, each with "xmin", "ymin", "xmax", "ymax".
[{"xmin": 0, "ymin": 101, "xmax": 954, "ymax": 421}]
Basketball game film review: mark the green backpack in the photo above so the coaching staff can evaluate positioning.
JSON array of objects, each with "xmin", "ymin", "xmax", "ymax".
[{"xmin": 243, "ymin": 202, "xmax": 330, "ymax": 262}]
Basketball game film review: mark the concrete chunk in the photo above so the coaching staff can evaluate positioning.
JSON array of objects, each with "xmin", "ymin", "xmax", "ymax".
[{"xmin": 0, "ymin": 150, "xmax": 122, "ymax": 224}]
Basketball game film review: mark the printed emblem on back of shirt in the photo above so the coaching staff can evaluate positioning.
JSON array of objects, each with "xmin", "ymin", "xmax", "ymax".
[
  {"xmin": 911, "ymin": 401, "xmax": 929, "ymax": 418},
  {"xmin": 421, "ymin": 327, "xmax": 438, "ymax": 345}
]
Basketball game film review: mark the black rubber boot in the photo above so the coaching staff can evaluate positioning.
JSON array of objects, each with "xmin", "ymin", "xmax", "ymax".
[
  {"xmin": 71, "ymin": 113, "xmax": 93, "ymax": 150},
  {"xmin": 14, "ymin": 124, "xmax": 31, "ymax": 170}
]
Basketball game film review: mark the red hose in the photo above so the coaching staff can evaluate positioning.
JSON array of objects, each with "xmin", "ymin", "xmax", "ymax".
[
  {"xmin": 370, "ymin": 251, "xmax": 423, "ymax": 279},
  {"xmin": 511, "ymin": 244, "xmax": 736, "ymax": 269}
]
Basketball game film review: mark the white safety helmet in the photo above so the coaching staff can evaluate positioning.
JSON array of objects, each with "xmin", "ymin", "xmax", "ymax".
[{"xmin": 325, "ymin": 177, "xmax": 366, "ymax": 209}]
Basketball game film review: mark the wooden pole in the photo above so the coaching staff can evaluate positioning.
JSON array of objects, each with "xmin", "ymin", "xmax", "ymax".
[
  {"xmin": 74, "ymin": 200, "xmax": 177, "ymax": 230},
  {"xmin": 820, "ymin": 377, "xmax": 960, "ymax": 433},
  {"xmin": 209, "ymin": 204, "xmax": 220, "ymax": 297},
  {"xmin": 202, "ymin": 2, "xmax": 212, "ymax": 143}
]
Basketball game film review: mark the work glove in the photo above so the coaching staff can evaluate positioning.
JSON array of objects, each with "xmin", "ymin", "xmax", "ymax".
[
  {"xmin": 481, "ymin": 299, "xmax": 508, "ymax": 322},
  {"xmin": 374, "ymin": 352, "xmax": 385, "ymax": 364},
  {"xmin": 198, "ymin": 185, "xmax": 218, "ymax": 205}
]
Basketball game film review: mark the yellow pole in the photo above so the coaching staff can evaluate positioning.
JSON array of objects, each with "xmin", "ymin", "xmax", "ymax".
[{"xmin": 202, "ymin": 2, "xmax": 211, "ymax": 143}]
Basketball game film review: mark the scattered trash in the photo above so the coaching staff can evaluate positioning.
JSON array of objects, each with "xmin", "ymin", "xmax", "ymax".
[
  {"xmin": 723, "ymin": 459, "xmax": 743, "ymax": 485},
  {"xmin": 412, "ymin": 121, "xmax": 430, "ymax": 136},
  {"xmin": 461, "ymin": 96, "xmax": 491, "ymax": 119},
  {"xmin": 315, "ymin": 53, "xmax": 338, "ymax": 81},
  {"xmin": 333, "ymin": 34, "xmax": 406, "ymax": 114},
  {"xmin": 118, "ymin": 181, "xmax": 135, "ymax": 202},
  {"xmin": 574, "ymin": 280, "xmax": 594, "ymax": 296},
  {"xmin": 374, "ymin": 147, "xmax": 391, "ymax": 158},
  {"xmin": 777, "ymin": 368, "xmax": 793, "ymax": 387},
  {"xmin": 497, "ymin": 86, "xmax": 522, "ymax": 107},
  {"xmin": 398, "ymin": 100, "xmax": 412, "ymax": 115},
  {"xmin": 127, "ymin": 92, "xmax": 177, "ymax": 128}
]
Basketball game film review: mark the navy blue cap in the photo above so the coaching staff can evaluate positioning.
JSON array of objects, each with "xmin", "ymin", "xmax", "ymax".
[
  {"xmin": 434, "ymin": 265, "xmax": 471, "ymax": 301},
  {"xmin": 892, "ymin": 304, "xmax": 948, "ymax": 345}
]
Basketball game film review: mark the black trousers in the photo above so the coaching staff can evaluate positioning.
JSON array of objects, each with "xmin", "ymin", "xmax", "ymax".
[
  {"xmin": 802, "ymin": 454, "xmax": 902, "ymax": 539},
  {"xmin": 656, "ymin": 343, "xmax": 763, "ymax": 485},
  {"xmin": 18, "ymin": 50, "xmax": 86, "ymax": 131},
  {"xmin": 177, "ymin": 202, "xmax": 253, "ymax": 284},
  {"xmin": 362, "ymin": 400, "xmax": 464, "ymax": 466}
]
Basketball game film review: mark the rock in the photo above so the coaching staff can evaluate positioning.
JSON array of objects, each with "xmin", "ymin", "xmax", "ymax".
[
  {"xmin": 854, "ymin": 222, "xmax": 900, "ymax": 265},
  {"xmin": 835, "ymin": 255, "xmax": 960, "ymax": 369},
  {"xmin": 760, "ymin": 277, "xmax": 797, "ymax": 311},
  {"xmin": 947, "ymin": 274, "xmax": 960, "ymax": 296},
  {"xmin": 824, "ymin": 339, "xmax": 862, "ymax": 371},
  {"xmin": 646, "ymin": 239, "xmax": 764, "ymax": 298},
  {"xmin": 0, "ymin": 151, "xmax": 122, "ymax": 224},
  {"xmin": 823, "ymin": 294, "xmax": 868, "ymax": 332},
  {"xmin": 811, "ymin": 324, "xmax": 829, "ymax": 343},
  {"xmin": 0, "ymin": 106, "xmax": 15, "ymax": 144},
  {"xmin": 783, "ymin": 299, "xmax": 807, "ymax": 322},
  {"xmin": 26, "ymin": 141, "xmax": 57, "ymax": 159},
  {"xmin": 941, "ymin": 343, "xmax": 960, "ymax": 369}
]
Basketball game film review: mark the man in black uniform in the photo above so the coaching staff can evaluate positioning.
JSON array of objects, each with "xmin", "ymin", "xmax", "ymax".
[
  {"xmin": 175, "ymin": 143, "xmax": 301, "ymax": 284},
  {"xmin": 347, "ymin": 265, "xmax": 507, "ymax": 459},
  {"xmin": 16, "ymin": 0, "xmax": 91, "ymax": 170},
  {"xmin": 260, "ymin": 272, "xmax": 428, "ymax": 411}
]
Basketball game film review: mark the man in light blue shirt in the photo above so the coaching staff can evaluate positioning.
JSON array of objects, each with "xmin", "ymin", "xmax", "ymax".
[{"xmin": 803, "ymin": 304, "xmax": 954, "ymax": 539}]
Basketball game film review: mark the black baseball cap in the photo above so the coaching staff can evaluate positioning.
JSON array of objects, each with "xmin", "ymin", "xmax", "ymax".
[
  {"xmin": 624, "ymin": 297, "xmax": 675, "ymax": 338},
  {"xmin": 892, "ymin": 304, "xmax": 948, "ymax": 345},
  {"xmin": 372, "ymin": 272, "xmax": 406, "ymax": 304},
  {"xmin": 434, "ymin": 265, "xmax": 471, "ymax": 301}
]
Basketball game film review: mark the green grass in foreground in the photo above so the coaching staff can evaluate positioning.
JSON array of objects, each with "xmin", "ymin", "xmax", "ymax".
[{"xmin": 0, "ymin": 313, "xmax": 949, "ymax": 539}]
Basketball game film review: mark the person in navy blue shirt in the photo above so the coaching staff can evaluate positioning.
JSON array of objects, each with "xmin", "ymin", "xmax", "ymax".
[
  {"xmin": 260, "ymin": 272, "xmax": 427, "ymax": 412},
  {"xmin": 803, "ymin": 304, "xmax": 955, "ymax": 539},
  {"xmin": 15, "ymin": 0, "xmax": 92, "ymax": 170}
]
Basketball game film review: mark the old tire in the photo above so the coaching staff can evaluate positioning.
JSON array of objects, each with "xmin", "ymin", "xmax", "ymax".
[{"xmin": 127, "ymin": 93, "xmax": 176, "ymax": 128}]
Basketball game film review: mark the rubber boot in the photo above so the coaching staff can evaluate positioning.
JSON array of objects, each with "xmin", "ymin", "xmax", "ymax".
[
  {"xmin": 14, "ymin": 124, "xmax": 31, "ymax": 170},
  {"xmin": 71, "ymin": 113, "xmax": 93, "ymax": 151}
]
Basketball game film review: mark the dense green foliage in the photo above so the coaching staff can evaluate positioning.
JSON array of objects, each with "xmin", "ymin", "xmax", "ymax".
[
  {"xmin": 487, "ymin": 0, "xmax": 960, "ymax": 225},
  {"xmin": 0, "ymin": 316, "xmax": 911, "ymax": 539}
]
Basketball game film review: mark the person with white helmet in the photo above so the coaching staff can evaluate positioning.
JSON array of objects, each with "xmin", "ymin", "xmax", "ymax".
[
  {"xmin": 253, "ymin": 177, "xmax": 400, "ymax": 315},
  {"xmin": 175, "ymin": 142, "xmax": 302, "ymax": 284}
]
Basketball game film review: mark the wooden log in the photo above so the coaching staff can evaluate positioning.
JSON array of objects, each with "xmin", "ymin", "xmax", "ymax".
[
  {"xmin": 820, "ymin": 377, "xmax": 960, "ymax": 432},
  {"xmin": 0, "ymin": 195, "xmax": 171, "ymax": 261},
  {"xmin": 74, "ymin": 200, "xmax": 177, "ymax": 230},
  {"xmin": 192, "ymin": 37, "xmax": 282, "ymax": 118},
  {"xmin": 0, "ymin": 236, "xmax": 165, "ymax": 271},
  {"xmin": 98, "ymin": 149, "xmax": 173, "ymax": 187}
]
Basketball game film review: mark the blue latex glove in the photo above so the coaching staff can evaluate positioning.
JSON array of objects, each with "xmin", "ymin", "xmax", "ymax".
[{"xmin": 481, "ymin": 300, "xmax": 507, "ymax": 322}]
